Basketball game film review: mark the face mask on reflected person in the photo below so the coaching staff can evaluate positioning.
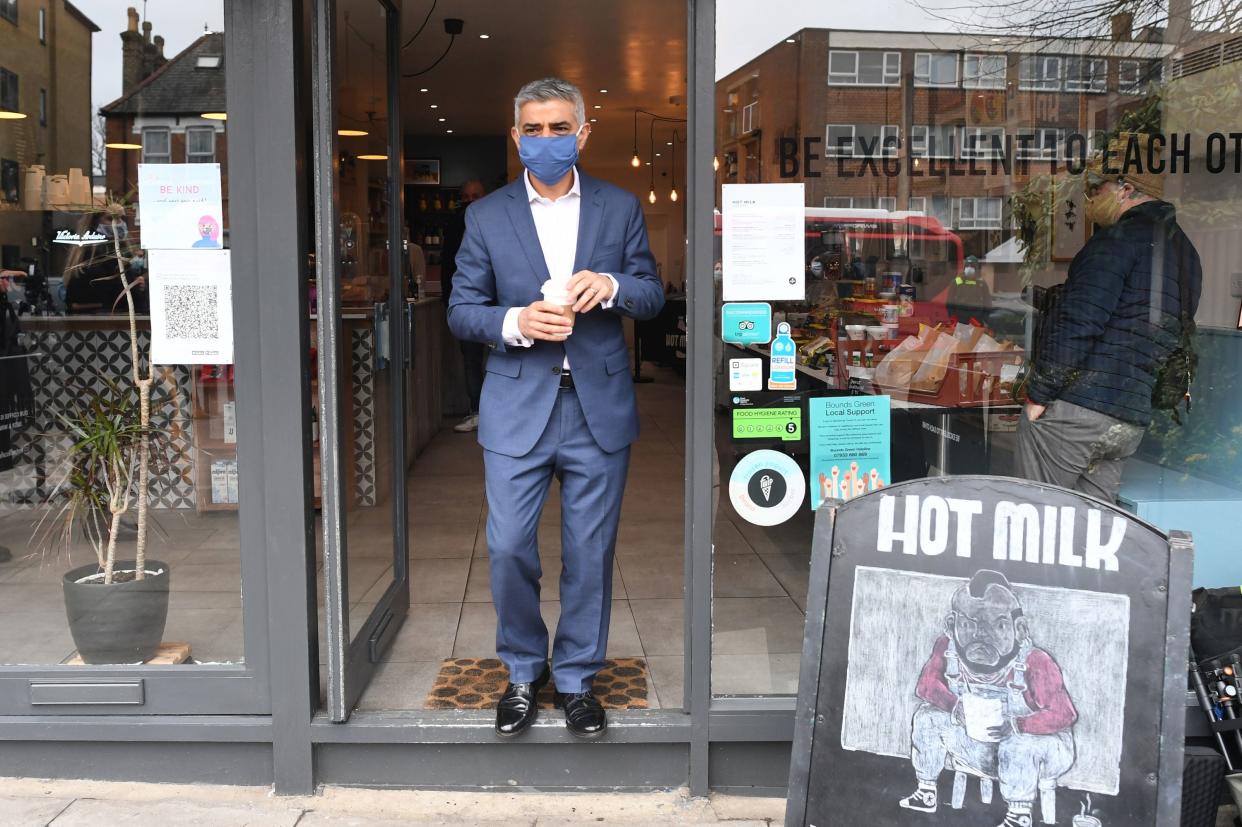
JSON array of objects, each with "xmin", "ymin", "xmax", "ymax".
[
  {"xmin": 519, "ymin": 124, "xmax": 585, "ymax": 186},
  {"xmin": 810, "ymin": 261, "xmax": 824, "ymax": 277}
]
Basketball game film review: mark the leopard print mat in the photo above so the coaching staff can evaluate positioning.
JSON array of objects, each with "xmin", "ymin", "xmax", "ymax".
[{"xmin": 425, "ymin": 657, "xmax": 650, "ymax": 710}]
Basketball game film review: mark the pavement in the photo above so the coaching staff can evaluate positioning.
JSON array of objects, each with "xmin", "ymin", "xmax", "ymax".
[{"xmin": 0, "ymin": 779, "xmax": 786, "ymax": 826}]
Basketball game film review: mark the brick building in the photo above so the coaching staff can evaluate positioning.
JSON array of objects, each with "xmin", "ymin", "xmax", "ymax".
[
  {"xmin": 716, "ymin": 23, "xmax": 1170, "ymax": 260},
  {"xmin": 100, "ymin": 8, "xmax": 228, "ymax": 227},
  {"xmin": 0, "ymin": 0, "xmax": 98, "ymax": 268}
]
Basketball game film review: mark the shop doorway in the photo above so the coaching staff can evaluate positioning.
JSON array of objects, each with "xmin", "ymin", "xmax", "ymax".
[{"xmin": 314, "ymin": 0, "xmax": 692, "ymax": 720}]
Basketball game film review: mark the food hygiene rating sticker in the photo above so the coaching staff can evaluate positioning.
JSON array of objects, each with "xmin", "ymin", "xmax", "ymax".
[
  {"xmin": 732, "ymin": 407, "xmax": 801, "ymax": 441},
  {"xmin": 728, "ymin": 449, "xmax": 805, "ymax": 527}
]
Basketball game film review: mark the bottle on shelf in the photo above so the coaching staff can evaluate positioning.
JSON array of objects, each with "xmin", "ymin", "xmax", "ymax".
[{"xmin": 311, "ymin": 406, "xmax": 319, "ymax": 444}]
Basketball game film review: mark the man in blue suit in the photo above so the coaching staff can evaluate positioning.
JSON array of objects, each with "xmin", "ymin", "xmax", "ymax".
[{"xmin": 448, "ymin": 78, "xmax": 665, "ymax": 738}]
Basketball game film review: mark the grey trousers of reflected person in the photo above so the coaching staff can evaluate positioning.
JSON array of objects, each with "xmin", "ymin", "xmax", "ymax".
[{"xmin": 1016, "ymin": 399, "xmax": 1146, "ymax": 503}]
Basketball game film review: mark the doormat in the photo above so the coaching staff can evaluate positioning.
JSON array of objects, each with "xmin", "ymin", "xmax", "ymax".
[{"xmin": 425, "ymin": 657, "xmax": 650, "ymax": 710}]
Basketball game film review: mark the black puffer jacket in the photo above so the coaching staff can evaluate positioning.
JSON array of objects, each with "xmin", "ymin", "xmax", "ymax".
[{"xmin": 1027, "ymin": 200, "xmax": 1202, "ymax": 426}]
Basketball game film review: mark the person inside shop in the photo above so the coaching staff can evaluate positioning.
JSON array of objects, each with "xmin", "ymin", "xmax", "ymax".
[
  {"xmin": 63, "ymin": 213, "xmax": 148, "ymax": 314},
  {"xmin": 1018, "ymin": 133, "xmax": 1202, "ymax": 502},
  {"xmin": 447, "ymin": 77, "xmax": 665, "ymax": 739},
  {"xmin": 440, "ymin": 178, "xmax": 488, "ymax": 433}
]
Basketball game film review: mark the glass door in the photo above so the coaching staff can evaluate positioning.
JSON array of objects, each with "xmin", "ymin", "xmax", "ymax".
[{"xmin": 312, "ymin": 0, "xmax": 409, "ymax": 722}]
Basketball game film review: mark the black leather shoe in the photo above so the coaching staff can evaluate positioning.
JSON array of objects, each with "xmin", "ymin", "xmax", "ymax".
[
  {"xmin": 495, "ymin": 664, "xmax": 550, "ymax": 738},
  {"xmin": 554, "ymin": 691, "xmax": 607, "ymax": 738}
]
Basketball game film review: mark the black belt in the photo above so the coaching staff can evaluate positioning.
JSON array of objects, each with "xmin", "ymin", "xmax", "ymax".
[{"xmin": 559, "ymin": 370, "xmax": 575, "ymax": 390}]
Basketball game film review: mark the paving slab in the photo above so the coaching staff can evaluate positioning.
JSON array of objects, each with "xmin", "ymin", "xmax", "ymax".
[
  {"xmin": 0, "ymin": 795, "xmax": 74, "ymax": 827},
  {"xmin": 49, "ymin": 798, "xmax": 304, "ymax": 827}
]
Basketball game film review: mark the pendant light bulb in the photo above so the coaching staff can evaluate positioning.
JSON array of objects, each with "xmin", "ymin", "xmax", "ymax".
[
  {"xmin": 670, "ymin": 188, "xmax": 679, "ymax": 202},
  {"xmin": 713, "ymin": 155, "xmax": 720, "ymax": 172},
  {"xmin": 631, "ymin": 152, "xmax": 641, "ymax": 168},
  {"xmin": 648, "ymin": 189, "xmax": 657, "ymax": 204}
]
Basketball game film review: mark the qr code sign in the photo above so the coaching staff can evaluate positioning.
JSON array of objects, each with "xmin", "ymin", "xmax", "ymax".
[{"xmin": 163, "ymin": 285, "xmax": 219, "ymax": 339}]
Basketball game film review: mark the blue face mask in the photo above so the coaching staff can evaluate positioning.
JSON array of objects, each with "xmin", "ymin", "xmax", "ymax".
[{"xmin": 519, "ymin": 125, "xmax": 583, "ymax": 186}]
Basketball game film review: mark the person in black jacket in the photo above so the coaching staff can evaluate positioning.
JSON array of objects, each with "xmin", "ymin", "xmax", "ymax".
[
  {"xmin": 1019, "ymin": 134, "xmax": 1202, "ymax": 502},
  {"xmin": 441, "ymin": 179, "xmax": 488, "ymax": 432}
]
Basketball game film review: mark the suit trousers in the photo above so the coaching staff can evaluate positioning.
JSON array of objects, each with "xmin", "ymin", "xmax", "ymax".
[{"xmin": 483, "ymin": 387, "xmax": 630, "ymax": 693}]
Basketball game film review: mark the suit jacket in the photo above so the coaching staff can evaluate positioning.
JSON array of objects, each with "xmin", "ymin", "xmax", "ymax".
[{"xmin": 447, "ymin": 169, "xmax": 665, "ymax": 457}]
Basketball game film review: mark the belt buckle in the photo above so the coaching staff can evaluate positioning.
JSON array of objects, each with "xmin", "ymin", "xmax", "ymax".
[{"xmin": 559, "ymin": 371, "xmax": 574, "ymax": 390}]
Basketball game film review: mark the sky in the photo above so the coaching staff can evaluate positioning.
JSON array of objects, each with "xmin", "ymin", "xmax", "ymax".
[
  {"xmin": 71, "ymin": 1, "xmax": 225, "ymax": 119},
  {"xmin": 715, "ymin": 0, "xmax": 954, "ymax": 78}
]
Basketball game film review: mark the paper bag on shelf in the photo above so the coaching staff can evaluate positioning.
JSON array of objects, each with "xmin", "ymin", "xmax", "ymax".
[
  {"xmin": 22, "ymin": 165, "xmax": 45, "ymax": 211},
  {"xmin": 44, "ymin": 174, "xmax": 69, "ymax": 209},
  {"xmin": 874, "ymin": 330, "xmax": 931, "ymax": 390},
  {"xmin": 910, "ymin": 328, "xmax": 963, "ymax": 392}
]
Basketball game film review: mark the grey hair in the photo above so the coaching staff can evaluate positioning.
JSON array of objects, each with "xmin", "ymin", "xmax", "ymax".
[{"xmin": 513, "ymin": 77, "xmax": 586, "ymax": 128}]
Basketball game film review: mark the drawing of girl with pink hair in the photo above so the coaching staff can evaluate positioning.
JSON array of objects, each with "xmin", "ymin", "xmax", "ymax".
[{"xmin": 193, "ymin": 215, "xmax": 221, "ymax": 248}]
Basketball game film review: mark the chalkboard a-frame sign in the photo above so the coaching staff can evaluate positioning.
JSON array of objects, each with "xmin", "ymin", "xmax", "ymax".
[{"xmin": 786, "ymin": 476, "xmax": 1193, "ymax": 827}]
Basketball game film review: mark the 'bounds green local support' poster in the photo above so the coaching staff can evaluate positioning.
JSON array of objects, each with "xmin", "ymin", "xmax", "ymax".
[{"xmin": 810, "ymin": 396, "xmax": 891, "ymax": 508}]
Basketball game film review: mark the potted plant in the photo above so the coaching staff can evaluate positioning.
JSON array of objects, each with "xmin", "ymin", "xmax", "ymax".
[{"xmin": 35, "ymin": 202, "xmax": 171, "ymax": 664}]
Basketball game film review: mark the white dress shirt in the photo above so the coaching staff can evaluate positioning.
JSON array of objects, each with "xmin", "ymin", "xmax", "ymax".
[{"xmin": 501, "ymin": 168, "xmax": 617, "ymax": 368}]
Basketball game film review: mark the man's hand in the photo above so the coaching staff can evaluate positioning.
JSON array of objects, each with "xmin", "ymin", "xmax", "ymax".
[
  {"xmin": 987, "ymin": 720, "xmax": 1015, "ymax": 740},
  {"xmin": 1025, "ymin": 401, "xmax": 1047, "ymax": 422},
  {"xmin": 517, "ymin": 300, "xmax": 574, "ymax": 341},
  {"xmin": 567, "ymin": 270, "xmax": 614, "ymax": 314}
]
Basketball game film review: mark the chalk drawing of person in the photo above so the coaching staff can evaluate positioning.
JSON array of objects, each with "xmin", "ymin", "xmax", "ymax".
[
  {"xmin": 193, "ymin": 215, "xmax": 221, "ymax": 249},
  {"xmin": 897, "ymin": 570, "xmax": 1077, "ymax": 827}
]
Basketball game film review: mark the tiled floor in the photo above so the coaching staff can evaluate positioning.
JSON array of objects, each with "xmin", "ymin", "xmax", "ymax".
[{"xmin": 0, "ymin": 366, "xmax": 813, "ymax": 711}]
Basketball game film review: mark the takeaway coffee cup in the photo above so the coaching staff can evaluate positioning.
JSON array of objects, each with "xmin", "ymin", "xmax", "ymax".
[
  {"xmin": 540, "ymin": 280, "xmax": 575, "ymax": 331},
  {"xmin": 960, "ymin": 694, "xmax": 1005, "ymax": 742}
]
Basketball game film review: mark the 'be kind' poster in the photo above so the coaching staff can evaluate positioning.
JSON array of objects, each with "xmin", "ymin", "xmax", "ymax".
[{"xmin": 137, "ymin": 163, "xmax": 224, "ymax": 251}]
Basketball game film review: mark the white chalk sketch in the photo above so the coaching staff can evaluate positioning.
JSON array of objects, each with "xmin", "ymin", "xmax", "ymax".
[{"xmin": 840, "ymin": 566, "xmax": 1129, "ymax": 823}]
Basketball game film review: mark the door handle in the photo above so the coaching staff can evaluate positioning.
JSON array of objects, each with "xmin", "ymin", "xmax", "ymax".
[
  {"xmin": 404, "ymin": 302, "xmax": 413, "ymax": 370},
  {"xmin": 373, "ymin": 302, "xmax": 390, "ymax": 371}
]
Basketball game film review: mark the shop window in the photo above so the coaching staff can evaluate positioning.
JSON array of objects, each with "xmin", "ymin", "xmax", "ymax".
[
  {"xmin": 141, "ymin": 127, "xmax": 171, "ymax": 163},
  {"xmin": 38, "ymin": 88, "xmax": 46, "ymax": 126},
  {"xmin": 0, "ymin": 67, "xmax": 18, "ymax": 112},
  {"xmin": 0, "ymin": 0, "xmax": 15, "ymax": 25},
  {"xmin": 828, "ymin": 49, "xmax": 900, "ymax": 86},
  {"xmin": 960, "ymin": 126, "xmax": 1006, "ymax": 158},
  {"xmin": 914, "ymin": 52, "xmax": 958, "ymax": 87},
  {"xmin": 910, "ymin": 124, "xmax": 958, "ymax": 158},
  {"xmin": 824, "ymin": 196, "xmax": 896, "ymax": 211},
  {"xmin": 1015, "ymin": 127, "xmax": 1062, "ymax": 159},
  {"xmin": 1, "ymin": 158, "xmax": 18, "ymax": 202},
  {"xmin": 825, "ymin": 123, "xmax": 899, "ymax": 157},
  {"xmin": 1064, "ymin": 56, "xmax": 1107, "ymax": 93},
  {"xmin": 187, "ymin": 126, "xmax": 216, "ymax": 163},
  {"xmin": 955, "ymin": 196, "xmax": 1003, "ymax": 229},
  {"xmin": 1019, "ymin": 54, "xmax": 1061, "ymax": 90},
  {"xmin": 908, "ymin": 194, "xmax": 952, "ymax": 227},
  {"xmin": 963, "ymin": 53, "xmax": 1007, "ymax": 88},
  {"xmin": 741, "ymin": 100, "xmax": 759, "ymax": 134}
]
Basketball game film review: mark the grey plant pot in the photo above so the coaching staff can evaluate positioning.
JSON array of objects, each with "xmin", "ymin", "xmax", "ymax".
[{"xmin": 62, "ymin": 560, "xmax": 171, "ymax": 664}]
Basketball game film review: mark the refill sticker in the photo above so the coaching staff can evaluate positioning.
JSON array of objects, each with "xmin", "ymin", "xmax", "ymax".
[
  {"xmin": 728, "ymin": 449, "xmax": 805, "ymax": 527},
  {"xmin": 768, "ymin": 321, "xmax": 798, "ymax": 390},
  {"xmin": 728, "ymin": 358, "xmax": 763, "ymax": 391},
  {"xmin": 732, "ymin": 407, "xmax": 801, "ymax": 441},
  {"xmin": 721, "ymin": 302, "xmax": 773, "ymax": 344}
]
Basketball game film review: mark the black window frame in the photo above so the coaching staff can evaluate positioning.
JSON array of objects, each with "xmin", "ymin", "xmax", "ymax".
[
  {"xmin": 0, "ymin": 67, "xmax": 18, "ymax": 112},
  {"xmin": 0, "ymin": 0, "xmax": 17, "ymax": 25}
]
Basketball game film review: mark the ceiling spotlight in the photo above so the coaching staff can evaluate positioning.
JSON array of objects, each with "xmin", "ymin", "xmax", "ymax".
[
  {"xmin": 666, "ymin": 141, "xmax": 673, "ymax": 146},
  {"xmin": 446, "ymin": 129, "xmax": 453, "ymax": 134},
  {"xmin": 337, "ymin": 129, "xmax": 368, "ymax": 136},
  {"xmin": 593, "ymin": 104, "xmax": 602, "ymax": 109},
  {"xmin": 645, "ymin": 161, "xmax": 651, "ymax": 166},
  {"xmin": 785, "ymin": 38, "xmax": 795, "ymax": 43},
  {"xmin": 479, "ymin": 33, "xmax": 490, "ymax": 39},
  {"xmin": 599, "ymin": 88, "xmax": 608, "ymax": 93},
  {"xmin": 105, "ymin": 142, "xmax": 142, "ymax": 149},
  {"xmin": 419, "ymin": 87, "xmax": 429, "ymax": 93},
  {"xmin": 201, "ymin": 112, "xmax": 227, "ymax": 120},
  {"xmin": 430, "ymin": 104, "xmax": 439, "ymax": 109},
  {"xmin": 589, "ymin": 118, "xmax": 598, "ymax": 122},
  {"xmin": 357, "ymin": 154, "xmax": 388, "ymax": 160},
  {"xmin": 656, "ymin": 152, "xmax": 662, "ymax": 157},
  {"xmin": 0, "ymin": 110, "xmax": 28, "ymax": 120}
]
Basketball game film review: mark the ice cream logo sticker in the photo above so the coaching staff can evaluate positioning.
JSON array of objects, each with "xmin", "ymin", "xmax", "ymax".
[{"xmin": 728, "ymin": 449, "xmax": 804, "ymax": 526}]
